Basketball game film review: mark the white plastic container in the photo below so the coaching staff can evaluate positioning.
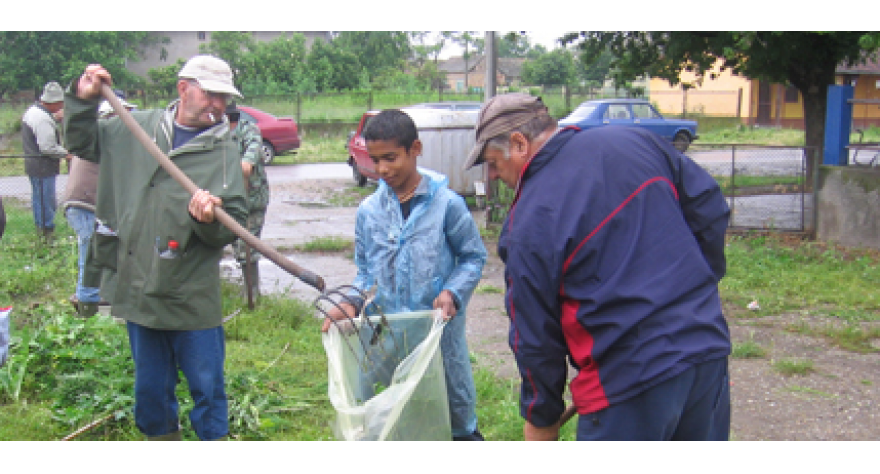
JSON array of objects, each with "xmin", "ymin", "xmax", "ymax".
[{"xmin": 401, "ymin": 107, "xmax": 485, "ymax": 197}]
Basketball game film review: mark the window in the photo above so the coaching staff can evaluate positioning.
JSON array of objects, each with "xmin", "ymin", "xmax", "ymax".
[
  {"xmin": 784, "ymin": 85, "xmax": 799, "ymax": 104},
  {"xmin": 631, "ymin": 103, "xmax": 660, "ymax": 119},
  {"xmin": 605, "ymin": 104, "xmax": 630, "ymax": 120},
  {"xmin": 197, "ymin": 32, "xmax": 206, "ymax": 41}
]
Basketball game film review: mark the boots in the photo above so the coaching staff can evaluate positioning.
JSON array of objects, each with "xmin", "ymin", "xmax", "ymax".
[
  {"xmin": 77, "ymin": 302, "xmax": 99, "ymax": 318},
  {"xmin": 241, "ymin": 260, "xmax": 261, "ymax": 299}
]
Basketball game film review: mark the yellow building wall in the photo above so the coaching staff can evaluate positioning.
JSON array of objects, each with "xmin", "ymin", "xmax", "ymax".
[
  {"xmin": 649, "ymin": 62, "xmax": 750, "ymax": 117},
  {"xmin": 844, "ymin": 74, "xmax": 880, "ymax": 128}
]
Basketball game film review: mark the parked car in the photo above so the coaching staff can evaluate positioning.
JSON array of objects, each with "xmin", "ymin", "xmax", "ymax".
[
  {"xmin": 557, "ymin": 99, "xmax": 698, "ymax": 152},
  {"xmin": 237, "ymin": 106, "xmax": 300, "ymax": 165},
  {"xmin": 346, "ymin": 111, "xmax": 379, "ymax": 187}
]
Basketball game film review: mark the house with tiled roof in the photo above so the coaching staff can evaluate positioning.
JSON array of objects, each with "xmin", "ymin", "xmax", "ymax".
[{"xmin": 439, "ymin": 55, "xmax": 525, "ymax": 92}]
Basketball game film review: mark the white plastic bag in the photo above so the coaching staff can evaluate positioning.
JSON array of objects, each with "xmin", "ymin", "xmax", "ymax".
[
  {"xmin": 322, "ymin": 309, "xmax": 450, "ymax": 441},
  {"xmin": 0, "ymin": 306, "xmax": 11, "ymax": 368}
]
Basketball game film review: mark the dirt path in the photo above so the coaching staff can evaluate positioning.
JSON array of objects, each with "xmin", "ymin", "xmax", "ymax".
[{"xmin": 231, "ymin": 175, "xmax": 880, "ymax": 441}]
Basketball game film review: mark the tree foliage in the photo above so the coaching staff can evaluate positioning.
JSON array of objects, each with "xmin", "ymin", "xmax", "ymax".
[
  {"xmin": 198, "ymin": 31, "xmax": 257, "ymax": 90},
  {"xmin": 306, "ymin": 38, "xmax": 363, "ymax": 91},
  {"xmin": 333, "ymin": 32, "xmax": 411, "ymax": 84},
  {"xmin": 0, "ymin": 31, "xmax": 161, "ymax": 98},
  {"xmin": 522, "ymin": 49, "xmax": 577, "ymax": 86}
]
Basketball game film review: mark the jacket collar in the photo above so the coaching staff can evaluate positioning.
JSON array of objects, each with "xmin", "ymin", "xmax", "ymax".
[
  {"xmin": 378, "ymin": 167, "xmax": 448, "ymax": 202},
  {"xmin": 521, "ymin": 126, "xmax": 579, "ymax": 183}
]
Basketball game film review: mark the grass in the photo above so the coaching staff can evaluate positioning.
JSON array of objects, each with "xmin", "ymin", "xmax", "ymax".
[
  {"xmin": 731, "ymin": 340, "xmax": 768, "ymax": 359},
  {"xmin": 295, "ymin": 236, "xmax": 354, "ymax": 253},
  {"xmin": 719, "ymin": 234, "xmax": 880, "ymax": 320},
  {"xmin": 784, "ymin": 385, "xmax": 838, "ymax": 398},
  {"xmin": 786, "ymin": 321, "xmax": 880, "ymax": 353},
  {"xmin": 772, "ymin": 358, "xmax": 816, "ymax": 377},
  {"xmin": 475, "ymin": 284, "xmax": 504, "ymax": 295}
]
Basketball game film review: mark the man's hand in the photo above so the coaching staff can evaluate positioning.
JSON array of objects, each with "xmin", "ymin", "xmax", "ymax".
[
  {"xmin": 524, "ymin": 420, "xmax": 561, "ymax": 441},
  {"xmin": 321, "ymin": 302, "xmax": 357, "ymax": 333},
  {"xmin": 188, "ymin": 189, "xmax": 223, "ymax": 223},
  {"xmin": 77, "ymin": 64, "xmax": 112, "ymax": 101},
  {"xmin": 432, "ymin": 289, "xmax": 457, "ymax": 321},
  {"xmin": 53, "ymin": 109, "xmax": 64, "ymax": 122}
]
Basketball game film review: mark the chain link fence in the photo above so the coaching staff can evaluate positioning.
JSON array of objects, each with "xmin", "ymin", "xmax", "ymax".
[{"xmin": 485, "ymin": 144, "xmax": 816, "ymax": 234}]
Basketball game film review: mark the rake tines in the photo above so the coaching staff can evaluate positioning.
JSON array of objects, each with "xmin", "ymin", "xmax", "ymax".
[{"xmin": 314, "ymin": 285, "xmax": 402, "ymax": 373}]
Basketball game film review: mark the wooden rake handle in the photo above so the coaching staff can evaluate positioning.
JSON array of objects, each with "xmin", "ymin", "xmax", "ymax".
[{"xmin": 100, "ymin": 84, "xmax": 325, "ymax": 293}]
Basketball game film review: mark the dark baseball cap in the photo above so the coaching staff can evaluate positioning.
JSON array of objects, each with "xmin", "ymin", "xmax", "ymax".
[{"xmin": 464, "ymin": 93, "xmax": 548, "ymax": 169}]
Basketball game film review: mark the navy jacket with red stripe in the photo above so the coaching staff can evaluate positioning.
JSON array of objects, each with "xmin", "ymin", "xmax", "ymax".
[{"xmin": 498, "ymin": 126, "xmax": 731, "ymax": 427}]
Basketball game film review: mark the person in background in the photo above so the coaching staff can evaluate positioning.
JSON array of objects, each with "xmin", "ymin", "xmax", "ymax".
[
  {"xmin": 225, "ymin": 102, "xmax": 268, "ymax": 299},
  {"xmin": 22, "ymin": 81, "xmax": 73, "ymax": 238},
  {"xmin": 64, "ymin": 56, "xmax": 248, "ymax": 441},
  {"xmin": 61, "ymin": 91, "xmax": 136, "ymax": 317},
  {"xmin": 464, "ymin": 93, "xmax": 731, "ymax": 441},
  {"xmin": 320, "ymin": 109, "xmax": 488, "ymax": 441}
]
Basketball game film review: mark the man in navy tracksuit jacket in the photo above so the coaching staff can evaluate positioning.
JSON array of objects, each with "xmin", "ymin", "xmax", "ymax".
[{"xmin": 465, "ymin": 93, "xmax": 731, "ymax": 441}]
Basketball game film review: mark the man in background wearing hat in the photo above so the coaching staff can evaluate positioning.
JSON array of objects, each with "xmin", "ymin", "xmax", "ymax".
[
  {"xmin": 225, "ymin": 102, "xmax": 268, "ymax": 299},
  {"xmin": 465, "ymin": 93, "xmax": 731, "ymax": 441},
  {"xmin": 64, "ymin": 56, "xmax": 248, "ymax": 441},
  {"xmin": 21, "ymin": 81, "xmax": 73, "ymax": 238}
]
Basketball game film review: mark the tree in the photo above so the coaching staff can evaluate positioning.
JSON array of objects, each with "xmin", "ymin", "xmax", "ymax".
[
  {"xmin": 306, "ymin": 38, "xmax": 363, "ymax": 91},
  {"xmin": 146, "ymin": 59, "xmax": 187, "ymax": 96},
  {"xmin": 0, "ymin": 31, "xmax": 160, "ymax": 98},
  {"xmin": 563, "ymin": 32, "xmax": 880, "ymax": 181},
  {"xmin": 576, "ymin": 48, "xmax": 614, "ymax": 91},
  {"xmin": 334, "ymin": 32, "xmax": 411, "ymax": 85},
  {"xmin": 198, "ymin": 31, "xmax": 257, "ymax": 91},
  {"xmin": 498, "ymin": 32, "xmax": 534, "ymax": 58},
  {"xmin": 522, "ymin": 49, "xmax": 577, "ymax": 87},
  {"xmin": 247, "ymin": 34, "xmax": 312, "ymax": 94},
  {"xmin": 449, "ymin": 31, "xmax": 480, "ymax": 92}
]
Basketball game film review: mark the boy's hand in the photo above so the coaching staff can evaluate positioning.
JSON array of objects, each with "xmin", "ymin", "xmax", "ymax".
[
  {"xmin": 321, "ymin": 302, "xmax": 357, "ymax": 333},
  {"xmin": 433, "ymin": 290, "xmax": 457, "ymax": 321}
]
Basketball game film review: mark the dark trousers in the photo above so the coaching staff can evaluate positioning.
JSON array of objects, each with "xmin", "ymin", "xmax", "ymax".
[
  {"xmin": 126, "ymin": 322, "xmax": 228, "ymax": 440},
  {"xmin": 576, "ymin": 357, "xmax": 730, "ymax": 440}
]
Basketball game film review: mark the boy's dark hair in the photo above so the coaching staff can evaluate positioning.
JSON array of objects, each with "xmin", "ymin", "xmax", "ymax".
[{"xmin": 362, "ymin": 109, "xmax": 418, "ymax": 151}]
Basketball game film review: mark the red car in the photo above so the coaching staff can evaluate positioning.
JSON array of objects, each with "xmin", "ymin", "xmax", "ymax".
[
  {"xmin": 237, "ymin": 106, "xmax": 300, "ymax": 165},
  {"xmin": 346, "ymin": 111, "xmax": 380, "ymax": 186}
]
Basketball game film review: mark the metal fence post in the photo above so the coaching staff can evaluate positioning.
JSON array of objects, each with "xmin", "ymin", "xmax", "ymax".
[{"xmin": 730, "ymin": 145, "xmax": 736, "ymax": 228}]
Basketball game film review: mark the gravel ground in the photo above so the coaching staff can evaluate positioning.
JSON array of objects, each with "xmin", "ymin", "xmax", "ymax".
[{"xmin": 234, "ymin": 175, "xmax": 880, "ymax": 441}]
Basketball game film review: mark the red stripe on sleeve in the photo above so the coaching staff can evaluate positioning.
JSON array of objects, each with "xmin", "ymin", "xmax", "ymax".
[{"xmin": 561, "ymin": 297, "xmax": 609, "ymax": 413}]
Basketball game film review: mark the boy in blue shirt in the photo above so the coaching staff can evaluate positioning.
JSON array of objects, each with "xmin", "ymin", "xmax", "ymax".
[{"xmin": 321, "ymin": 109, "xmax": 488, "ymax": 440}]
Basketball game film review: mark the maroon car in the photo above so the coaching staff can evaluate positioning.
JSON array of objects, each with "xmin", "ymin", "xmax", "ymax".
[{"xmin": 238, "ymin": 106, "xmax": 300, "ymax": 165}]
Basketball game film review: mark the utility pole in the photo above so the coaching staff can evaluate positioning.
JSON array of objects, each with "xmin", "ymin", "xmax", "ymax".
[
  {"xmin": 482, "ymin": 31, "xmax": 497, "ymax": 221},
  {"xmin": 484, "ymin": 31, "xmax": 497, "ymax": 100}
]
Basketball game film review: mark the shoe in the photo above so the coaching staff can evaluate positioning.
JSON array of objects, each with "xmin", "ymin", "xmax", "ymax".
[
  {"xmin": 77, "ymin": 302, "xmax": 99, "ymax": 318},
  {"xmin": 70, "ymin": 295, "xmax": 109, "ymax": 313}
]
